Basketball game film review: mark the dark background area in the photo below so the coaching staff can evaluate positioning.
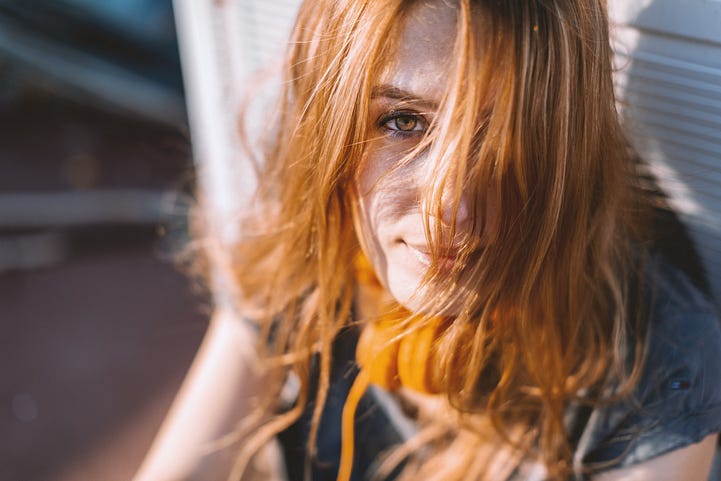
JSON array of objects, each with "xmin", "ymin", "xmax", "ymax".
[
  {"xmin": 0, "ymin": 2, "xmax": 208, "ymax": 479},
  {"xmin": 0, "ymin": 91, "xmax": 207, "ymax": 481}
]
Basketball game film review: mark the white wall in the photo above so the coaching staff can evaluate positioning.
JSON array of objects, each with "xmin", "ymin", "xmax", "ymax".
[
  {"xmin": 173, "ymin": 0, "xmax": 300, "ymax": 244},
  {"xmin": 610, "ymin": 0, "xmax": 721, "ymax": 304},
  {"xmin": 172, "ymin": 0, "xmax": 300, "ymax": 306}
]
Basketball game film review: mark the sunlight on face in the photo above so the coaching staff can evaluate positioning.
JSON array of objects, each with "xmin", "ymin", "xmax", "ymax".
[{"xmin": 352, "ymin": 0, "xmax": 495, "ymax": 312}]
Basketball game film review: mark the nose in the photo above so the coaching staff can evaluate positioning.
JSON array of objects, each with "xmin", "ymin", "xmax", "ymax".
[
  {"xmin": 412, "ymin": 149, "xmax": 475, "ymax": 235},
  {"xmin": 415, "ymin": 156, "xmax": 498, "ymax": 247},
  {"xmin": 417, "ymin": 161, "xmax": 471, "ymax": 230},
  {"xmin": 440, "ymin": 183, "xmax": 470, "ymax": 228}
]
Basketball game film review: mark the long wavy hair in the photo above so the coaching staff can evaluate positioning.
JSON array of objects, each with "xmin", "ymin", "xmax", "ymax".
[{"xmin": 214, "ymin": 0, "xmax": 650, "ymax": 479}]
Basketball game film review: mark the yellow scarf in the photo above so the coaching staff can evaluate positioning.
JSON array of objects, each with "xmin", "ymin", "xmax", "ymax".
[{"xmin": 337, "ymin": 253, "xmax": 447, "ymax": 481}]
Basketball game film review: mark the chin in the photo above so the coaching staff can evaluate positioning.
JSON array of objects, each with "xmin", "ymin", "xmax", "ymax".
[
  {"xmin": 386, "ymin": 271, "xmax": 470, "ymax": 317},
  {"xmin": 386, "ymin": 275, "xmax": 449, "ymax": 316},
  {"xmin": 385, "ymin": 268, "xmax": 424, "ymax": 312}
]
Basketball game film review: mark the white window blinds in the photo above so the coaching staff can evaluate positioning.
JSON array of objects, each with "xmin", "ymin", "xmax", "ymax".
[{"xmin": 610, "ymin": 0, "xmax": 721, "ymax": 303}]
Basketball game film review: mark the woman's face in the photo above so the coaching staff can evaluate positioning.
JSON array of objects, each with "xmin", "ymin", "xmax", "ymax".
[{"xmin": 353, "ymin": 0, "xmax": 495, "ymax": 312}]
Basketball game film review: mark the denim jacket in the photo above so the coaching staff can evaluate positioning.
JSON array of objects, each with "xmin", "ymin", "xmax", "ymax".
[{"xmin": 278, "ymin": 255, "xmax": 721, "ymax": 481}]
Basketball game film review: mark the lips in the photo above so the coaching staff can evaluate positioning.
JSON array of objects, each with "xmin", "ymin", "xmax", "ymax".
[{"xmin": 403, "ymin": 241, "xmax": 458, "ymax": 270}]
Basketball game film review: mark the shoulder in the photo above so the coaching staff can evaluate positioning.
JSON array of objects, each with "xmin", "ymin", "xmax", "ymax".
[
  {"xmin": 641, "ymin": 254, "xmax": 721, "ymax": 414},
  {"xmin": 592, "ymin": 433, "xmax": 718, "ymax": 481},
  {"xmin": 573, "ymin": 254, "xmax": 721, "ymax": 475}
]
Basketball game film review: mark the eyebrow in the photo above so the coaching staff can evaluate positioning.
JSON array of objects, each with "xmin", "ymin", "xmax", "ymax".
[{"xmin": 371, "ymin": 84, "xmax": 439, "ymax": 110}]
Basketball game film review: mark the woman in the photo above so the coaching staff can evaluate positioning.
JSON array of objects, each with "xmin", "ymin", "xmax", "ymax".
[{"xmin": 135, "ymin": 0, "xmax": 721, "ymax": 480}]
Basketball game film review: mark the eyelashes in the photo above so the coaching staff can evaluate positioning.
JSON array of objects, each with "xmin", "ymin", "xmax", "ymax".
[{"xmin": 377, "ymin": 110, "xmax": 429, "ymax": 139}]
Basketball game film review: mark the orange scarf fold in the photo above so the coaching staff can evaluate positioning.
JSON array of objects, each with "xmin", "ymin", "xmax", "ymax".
[{"xmin": 337, "ymin": 253, "xmax": 447, "ymax": 481}]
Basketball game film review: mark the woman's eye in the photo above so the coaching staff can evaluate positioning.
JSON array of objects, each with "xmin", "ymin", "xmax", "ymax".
[
  {"xmin": 390, "ymin": 115, "xmax": 420, "ymax": 131},
  {"xmin": 380, "ymin": 112, "xmax": 427, "ymax": 135}
]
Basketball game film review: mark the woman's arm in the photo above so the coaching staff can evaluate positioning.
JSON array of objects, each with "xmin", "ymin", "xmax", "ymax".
[
  {"xmin": 593, "ymin": 434, "xmax": 718, "ymax": 481},
  {"xmin": 133, "ymin": 309, "xmax": 286, "ymax": 481}
]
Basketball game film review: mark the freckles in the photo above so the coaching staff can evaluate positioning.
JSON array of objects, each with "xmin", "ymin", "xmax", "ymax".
[
  {"xmin": 358, "ymin": 155, "xmax": 413, "ymax": 217},
  {"xmin": 368, "ymin": 188, "xmax": 406, "ymax": 231},
  {"xmin": 356, "ymin": 150, "xmax": 382, "ymax": 195},
  {"xmin": 358, "ymin": 145, "xmax": 401, "ymax": 193}
]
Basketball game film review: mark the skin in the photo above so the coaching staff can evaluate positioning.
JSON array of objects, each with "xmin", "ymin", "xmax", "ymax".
[
  {"xmin": 133, "ymin": 311, "xmax": 287, "ymax": 481},
  {"xmin": 353, "ymin": 0, "xmax": 495, "ymax": 313}
]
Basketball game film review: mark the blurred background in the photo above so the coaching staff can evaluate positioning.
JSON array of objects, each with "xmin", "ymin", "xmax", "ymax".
[
  {"xmin": 0, "ymin": 1, "xmax": 207, "ymax": 480},
  {"xmin": 1, "ymin": 0, "xmax": 720, "ymax": 480}
]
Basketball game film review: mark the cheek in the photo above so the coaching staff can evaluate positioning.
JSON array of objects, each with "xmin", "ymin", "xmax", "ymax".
[
  {"xmin": 357, "ymin": 147, "xmax": 391, "ymax": 194},
  {"xmin": 353, "ymin": 149, "xmax": 395, "ymax": 241},
  {"xmin": 352, "ymin": 161, "xmax": 387, "ymax": 277},
  {"xmin": 352, "ymin": 149, "xmax": 411, "ymax": 289},
  {"xmin": 359, "ymin": 143, "xmax": 422, "ymax": 219}
]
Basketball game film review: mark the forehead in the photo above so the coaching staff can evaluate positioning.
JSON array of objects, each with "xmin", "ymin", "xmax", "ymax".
[{"xmin": 375, "ymin": 0, "xmax": 459, "ymax": 101}]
